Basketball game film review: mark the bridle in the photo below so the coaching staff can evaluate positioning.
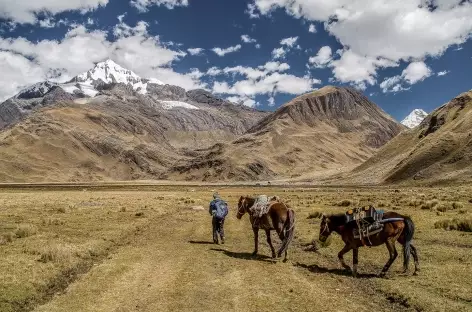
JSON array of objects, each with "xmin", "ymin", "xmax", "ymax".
[
  {"xmin": 237, "ymin": 197, "xmax": 247, "ymax": 218},
  {"xmin": 319, "ymin": 217, "xmax": 330, "ymax": 241}
]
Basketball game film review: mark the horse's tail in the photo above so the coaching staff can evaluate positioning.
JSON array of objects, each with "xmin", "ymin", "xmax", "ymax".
[
  {"xmin": 277, "ymin": 209, "xmax": 295, "ymax": 258},
  {"xmin": 402, "ymin": 216, "xmax": 415, "ymax": 269}
]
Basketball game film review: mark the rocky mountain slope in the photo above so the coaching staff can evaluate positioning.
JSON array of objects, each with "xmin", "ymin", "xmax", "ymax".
[
  {"xmin": 347, "ymin": 90, "xmax": 472, "ymax": 184},
  {"xmin": 168, "ymin": 86, "xmax": 404, "ymax": 181},
  {"xmin": 0, "ymin": 61, "xmax": 269, "ymax": 182},
  {"xmin": 401, "ymin": 109, "xmax": 428, "ymax": 128}
]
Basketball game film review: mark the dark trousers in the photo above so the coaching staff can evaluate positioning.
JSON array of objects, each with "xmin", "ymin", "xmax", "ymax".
[{"xmin": 212, "ymin": 217, "xmax": 225, "ymax": 243}]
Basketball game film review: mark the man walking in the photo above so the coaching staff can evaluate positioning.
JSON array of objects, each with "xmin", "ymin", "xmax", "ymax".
[{"xmin": 209, "ymin": 192, "xmax": 228, "ymax": 244}]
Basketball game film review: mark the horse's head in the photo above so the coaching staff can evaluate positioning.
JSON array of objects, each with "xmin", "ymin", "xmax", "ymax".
[
  {"xmin": 236, "ymin": 196, "xmax": 248, "ymax": 219},
  {"xmin": 319, "ymin": 214, "xmax": 333, "ymax": 243}
]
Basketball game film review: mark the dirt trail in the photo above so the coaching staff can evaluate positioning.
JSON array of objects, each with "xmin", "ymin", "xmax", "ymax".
[{"xmin": 34, "ymin": 210, "xmax": 405, "ymax": 312}]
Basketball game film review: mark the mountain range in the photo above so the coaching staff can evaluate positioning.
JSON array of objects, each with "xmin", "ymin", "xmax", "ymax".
[{"xmin": 0, "ymin": 59, "xmax": 470, "ymax": 184}]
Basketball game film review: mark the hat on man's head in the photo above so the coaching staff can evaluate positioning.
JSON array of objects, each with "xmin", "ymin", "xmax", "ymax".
[{"xmin": 213, "ymin": 192, "xmax": 220, "ymax": 199}]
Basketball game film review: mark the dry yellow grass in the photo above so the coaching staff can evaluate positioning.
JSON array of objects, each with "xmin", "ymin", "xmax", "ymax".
[{"xmin": 0, "ymin": 184, "xmax": 471, "ymax": 312}]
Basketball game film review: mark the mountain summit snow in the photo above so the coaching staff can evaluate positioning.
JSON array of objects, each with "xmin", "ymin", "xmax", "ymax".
[
  {"xmin": 401, "ymin": 109, "xmax": 428, "ymax": 128},
  {"xmin": 70, "ymin": 59, "xmax": 163, "ymax": 94}
]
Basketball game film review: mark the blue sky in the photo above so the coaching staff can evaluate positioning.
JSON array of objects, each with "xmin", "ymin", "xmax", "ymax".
[{"xmin": 1, "ymin": 0, "xmax": 472, "ymax": 121}]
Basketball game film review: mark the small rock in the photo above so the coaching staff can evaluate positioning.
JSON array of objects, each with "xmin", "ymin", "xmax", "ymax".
[{"xmin": 191, "ymin": 206, "xmax": 205, "ymax": 211}]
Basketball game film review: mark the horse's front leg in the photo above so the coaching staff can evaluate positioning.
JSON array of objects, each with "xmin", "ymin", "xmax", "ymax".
[
  {"xmin": 338, "ymin": 244, "xmax": 353, "ymax": 272},
  {"xmin": 252, "ymin": 227, "xmax": 259, "ymax": 256},
  {"xmin": 265, "ymin": 230, "xmax": 276, "ymax": 258},
  {"xmin": 352, "ymin": 248, "xmax": 359, "ymax": 277},
  {"xmin": 380, "ymin": 239, "xmax": 398, "ymax": 277}
]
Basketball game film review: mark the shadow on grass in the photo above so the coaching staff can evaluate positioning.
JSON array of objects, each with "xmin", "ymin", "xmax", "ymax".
[
  {"xmin": 295, "ymin": 262, "xmax": 379, "ymax": 278},
  {"xmin": 211, "ymin": 248, "xmax": 276, "ymax": 263},
  {"xmin": 188, "ymin": 240, "xmax": 215, "ymax": 245}
]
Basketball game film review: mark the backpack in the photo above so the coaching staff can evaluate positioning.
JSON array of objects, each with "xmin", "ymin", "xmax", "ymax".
[{"xmin": 213, "ymin": 199, "xmax": 228, "ymax": 220}]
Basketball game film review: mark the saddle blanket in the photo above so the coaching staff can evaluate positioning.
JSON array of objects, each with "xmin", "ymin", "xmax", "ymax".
[{"xmin": 249, "ymin": 195, "xmax": 279, "ymax": 217}]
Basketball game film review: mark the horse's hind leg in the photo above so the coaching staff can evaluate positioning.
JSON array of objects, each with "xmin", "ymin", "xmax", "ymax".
[
  {"xmin": 352, "ymin": 248, "xmax": 359, "ymax": 277},
  {"xmin": 252, "ymin": 228, "xmax": 259, "ymax": 256},
  {"xmin": 265, "ymin": 230, "xmax": 276, "ymax": 258},
  {"xmin": 380, "ymin": 239, "xmax": 398, "ymax": 277},
  {"xmin": 410, "ymin": 244, "xmax": 420, "ymax": 275},
  {"xmin": 338, "ymin": 244, "xmax": 353, "ymax": 272}
]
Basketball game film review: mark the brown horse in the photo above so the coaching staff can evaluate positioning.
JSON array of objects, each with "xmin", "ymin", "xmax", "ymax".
[
  {"xmin": 319, "ymin": 211, "xmax": 419, "ymax": 277},
  {"xmin": 237, "ymin": 196, "xmax": 295, "ymax": 262}
]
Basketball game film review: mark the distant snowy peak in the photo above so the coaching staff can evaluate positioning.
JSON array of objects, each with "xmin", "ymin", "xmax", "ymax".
[
  {"xmin": 71, "ymin": 59, "xmax": 163, "ymax": 94},
  {"xmin": 15, "ymin": 81, "xmax": 58, "ymax": 99},
  {"xmin": 401, "ymin": 109, "xmax": 428, "ymax": 128}
]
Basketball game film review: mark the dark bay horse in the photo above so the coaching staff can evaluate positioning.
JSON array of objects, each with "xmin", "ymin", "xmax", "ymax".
[
  {"xmin": 319, "ymin": 211, "xmax": 419, "ymax": 277},
  {"xmin": 237, "ymin": 196, "xmax": 295, "ymax": 262}
]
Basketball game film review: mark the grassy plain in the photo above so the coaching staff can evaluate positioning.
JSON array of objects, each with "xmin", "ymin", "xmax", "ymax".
[{"xmin": 0, "ymin": 184, "xmax": 471, "ymax": 312}]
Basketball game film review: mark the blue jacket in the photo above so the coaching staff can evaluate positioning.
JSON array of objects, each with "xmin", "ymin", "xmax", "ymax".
[{"xmin": 209, "ymin": 199, "xmax": 228, "ymax": 218}]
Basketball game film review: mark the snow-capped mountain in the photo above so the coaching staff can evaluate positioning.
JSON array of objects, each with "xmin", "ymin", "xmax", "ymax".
[
  {"xmin": 70, "ymin": 59, "xmax": 163, "ymax": 95},
  {"xmin": 401, "ymin": 109, "xmax": 428, "ymax": 128},
  {"xmin": 14, "ymin": 81, "xmax": 58, "ymax": 99}
]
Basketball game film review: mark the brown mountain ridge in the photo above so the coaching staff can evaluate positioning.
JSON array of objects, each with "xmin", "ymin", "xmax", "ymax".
[
  {"xmin": 345, "ymin": 89, "xmax": 472, "ymax": 184},
  {"xmin": 168, "ymin": 86, "xmax": 404, "ymax": 181}
]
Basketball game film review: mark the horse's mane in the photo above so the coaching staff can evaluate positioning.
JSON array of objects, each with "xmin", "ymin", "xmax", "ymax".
[{"xmin": 327, "ymin": 213, "xmax": 346, "ymax": 226}]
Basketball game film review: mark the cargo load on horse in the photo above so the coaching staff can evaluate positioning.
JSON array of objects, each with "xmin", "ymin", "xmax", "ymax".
[
  {"xmin": 248, "ymin": 195, "xmax": 280, "ymax": 227},
  {"xmin": 345, "ymin": 206, "xmax": 385, "ymax": 244}
]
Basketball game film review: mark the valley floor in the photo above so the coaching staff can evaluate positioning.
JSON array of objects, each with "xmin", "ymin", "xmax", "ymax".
[{"xmin": 1, "ymin": 185, "xmax": 471, "ymax": 311}]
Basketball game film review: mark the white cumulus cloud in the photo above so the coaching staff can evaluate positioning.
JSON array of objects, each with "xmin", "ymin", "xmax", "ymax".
[
  {"xmin": 0, "ymin": 0, "xmax": 108, "ymax": 24},
  {"xmin": 0, "ymin": 21, "xmax": 203, "ymax": 101},
  {"xmin": 130, "ymin": 0, "xmax": 188, "ymax": 12},
  {"xmin": 210, "ymin": 60, "xmax": 320, "ymax": 105},
  {"xmin": 241, "ymin": 34, "xmax": 257, "ymax": 43},
  {"xmin": 248, "ymin": 0, "xmax": 472, "ymax": 88},
  {"xmin": 437, "ymin": 70, "xmax": 449, "ymax": 76},
  {"xmin": 187, "ymin": 48, "xmax": 204, "ymax": 55},
  {"xmin": 212, "ymin": 44, "xmax": 242, "ymax": 56},
  {"xmin": 308, "ymin": 46, "xmax": 332, "ymax": 68},
  {"xmin": 380, "ymin": 61, "xmax": 432, "ymax": 93},
  {"xmin": 280, "ymin": 36, "xmax": 298, "ymax": 47},
  {"xmin": 308, "ymin": 24, "xmax": 316, "ymax": 33},
  {"xmin": 271, "ymin": 47, "xmax": 286, "ymax": 59}
]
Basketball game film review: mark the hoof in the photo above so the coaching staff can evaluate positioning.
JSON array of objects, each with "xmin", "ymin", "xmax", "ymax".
[
  {"xmin": 251, "ymin": 251, "xmax": 258, "ymax": 257},
  {"xmin": 413, "ymin": 271, "xmax": 419, "ymax": 276},
  {"xmin": 379, "ymin": 272, "xmax": 386, "ymax": 278}
]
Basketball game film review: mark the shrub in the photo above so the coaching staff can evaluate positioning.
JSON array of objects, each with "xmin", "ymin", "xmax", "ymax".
[
  {"xmin": 0, "ymin": 232, "xmax": 15, "ymax": 245},
  {"xmin": 434, "ymin": 219, "xmax": 472, "ymax": 232},
  {"xmin": 436, "ymin": 204, "xmax": 448, "ymax": 212},
  {"xmin": 307, "ymin": 211, "xmax": 323, "ymax": 219},
  {"xmin": 452, "ymin": 202, "xmax": 464, "ymax": 210},
  {"xmin": 420, "ymin": 200, "xmax": 439, "ymax": 210},
  {"xmin": 409, "ymin": 199, "xmax": 426, "ymax": 207},
  {"xmin": 57, "ymin": 207, "xmax": 66, "ymax": 213},
  {"xmin": 15, "ymin": 224, "xmax": 37, "ymax": 238},
  {"xmin": 336, "ymin": 199, "xmax": 352, "ymax": 207},
  {"xmin": 458, "ymin": 209, "xmax": 467, "ymax": 214},
  {"xmin": 120, "ymin": 207, "xmax": 127, "ymax": 212},
  {"xmin": 39, "ymin": 244, "xmax": 76, "ymax": 263}
]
